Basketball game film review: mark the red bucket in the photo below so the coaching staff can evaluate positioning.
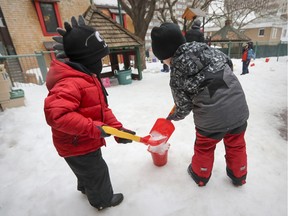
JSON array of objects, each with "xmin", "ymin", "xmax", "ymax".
[
  {"xmin": 265, "ymin": 58, "xmax": 270, "ymax": 62},
  {"xmin": 150, "ymin": 151, "xmax": 168, "ymax": 167},
  {"xmin": 148, "ymin": 142, "xmax": 170, "ymax": 166},
  {"xmin": 147, "ymin": 118, "xmax": 174, "ymax": 166}
]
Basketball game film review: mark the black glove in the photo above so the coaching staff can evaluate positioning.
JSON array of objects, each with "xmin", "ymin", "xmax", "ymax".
[
  {"xmin": 96, "ymin": 126, "xmax": 111, "ymax": 138},
  {"xmin": 115, "ymin": 128, "xmax": 136, "ymax": 144},
  {"xmin": 166, "ymin": 115, "xmax": 174, "ymax": 121},
  {"xmin": 52, "ymin": 16, "xmax": 87, "ymax": 59}
]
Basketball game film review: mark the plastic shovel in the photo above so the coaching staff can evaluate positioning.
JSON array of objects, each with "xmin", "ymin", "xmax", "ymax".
[
  {"xmin": 149, "ymin": 105, "xmax": 175, "ymax": 142},
  {"xmin": 102, "ymin": 126, "xmax": 167, "ymax": 146},
  {"xmin": 148, "ymin": 118, "xmax": 175, "ymax": 143},
  {"xmin": 102, "ymin": 106, "xmax": 176, "ymax": 146},
  {"xmin": 147, "ymin": 119, "xmax": 175, "ymax": 167},
  {"xmin": 148, "ymin": 106, "xmax": 176, "ymax": 166}
]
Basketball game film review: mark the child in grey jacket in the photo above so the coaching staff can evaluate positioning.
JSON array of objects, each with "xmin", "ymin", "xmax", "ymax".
[{"xmin": 151, "ymin": 23, "xmax": 249, "ymax": 186}]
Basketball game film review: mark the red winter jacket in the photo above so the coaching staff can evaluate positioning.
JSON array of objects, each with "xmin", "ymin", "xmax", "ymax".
[
  {"xmin": 242, "ymin": 50, "xmax": 248, "ymax": 61},
  {"xmin": 44, "ymin": 60, "xmax": 122, "ymax": 157}
]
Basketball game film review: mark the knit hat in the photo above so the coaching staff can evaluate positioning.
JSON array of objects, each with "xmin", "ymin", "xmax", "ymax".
[
  {"xmin": 151, "ymin": 23, "xmax": 186, "ymax": 60},
  {"xmin": 63, "ymin": 24, "xmax": 109, "ymax": 66},
  {"xmin": 192, "ymin": 19, "xmax": 201, "ymax": 29},
  {"xmin": 247, "ymin": 41, "xmax": 254, "ymax": 49}
]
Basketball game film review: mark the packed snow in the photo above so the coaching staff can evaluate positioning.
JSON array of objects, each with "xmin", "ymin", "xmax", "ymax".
[{"xmin": 0, "ymin": 57, "xmax": 287, "ymax": 216}]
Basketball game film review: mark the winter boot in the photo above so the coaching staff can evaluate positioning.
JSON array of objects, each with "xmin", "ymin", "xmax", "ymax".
[
  {"xmin": 226, "ymin": 167, "xmax": 247, "ymax": 186},
  {"xmin": 187, "ymin": 164, "xmax": 210, "ymax": 186},
  {"xmin": 96, "ymin": 193, "xmax": 124, "ymax": 211}
]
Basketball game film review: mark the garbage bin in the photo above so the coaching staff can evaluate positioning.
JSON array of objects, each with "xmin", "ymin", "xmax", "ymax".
[{"xmin": 115, "ymin": 69, "xmax": 132, "ymax": 85}]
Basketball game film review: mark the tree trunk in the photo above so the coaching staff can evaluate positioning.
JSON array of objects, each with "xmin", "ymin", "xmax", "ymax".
[{"xmin": 119, "ymin": 0, "xmax": 156, "ymax": 70}]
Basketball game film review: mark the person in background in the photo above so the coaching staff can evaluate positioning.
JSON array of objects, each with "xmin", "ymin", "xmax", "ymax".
[
  {"xmin": 44, "ymin": 16, "xmax": 135, "ymax": 211},
  {"xmin": 161, "ymin": 60, "xmax": 170, "ymax": 72},
  {"xmin": 241, "ymin": 42, "xmax": 255, "ymax": 75},
  {"xmin": 185, "ymin": 19, "xmax": 205, "ymax": 43},
  {"xmin": 205, "ymin": 36, "xmax": 211, "ymax": 46},
  {"xmin": 151, "ymin": 23, "xmax": 249, "ymax": 187}
]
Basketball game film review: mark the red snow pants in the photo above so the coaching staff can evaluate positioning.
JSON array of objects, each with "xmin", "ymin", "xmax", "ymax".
[{"xmin": 192, "ymin": 122, "xmax": 247, "ymax": 179}]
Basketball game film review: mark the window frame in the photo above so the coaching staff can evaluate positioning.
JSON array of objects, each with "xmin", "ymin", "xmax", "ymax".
[
  {"xmin": 258, "ymin": 28, "xmax": 265, "ymax": 37},
  {"xmin": 283, "ymin": 29, "xmax": 287, "ymax": 38},
  {"xmin": 271, "ymin": 27, "xmax": 277, "ymax": 39},
  {"xmin": 34, "ymin": 1, "xmax": 62, "ymax": 36},
  {"xmin": 111, "ymin": 13, "xmax": 127, "ymax": 29}
]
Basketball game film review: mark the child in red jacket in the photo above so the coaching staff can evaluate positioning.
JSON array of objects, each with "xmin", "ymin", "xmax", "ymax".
[
  {"xmin": 44, "ymin": 16, "xmax": 135, "ymax": 211},
  {"xmin": 241, "ymin": 42, "xmax": 255, "ymax": 75}
]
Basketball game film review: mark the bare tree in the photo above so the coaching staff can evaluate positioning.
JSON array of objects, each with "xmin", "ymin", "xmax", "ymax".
[
  {"xmin": 154, "ymin": 0, "xmax": 281, "ymax": 31},
  {"xmin": 119, "ymin": 0, "xmax": 156, "ymax": 70},
  {"xmin": 119, "ymin": 0, "xmax": 156, "ymax": 40},
  {"xmin": 155, "ymin": 0, "xmax": 215, "ymax": 30},
  {"xmin": 156, "ymin": 0, "xmax": 178, "ymax": 24},
  {"xmin": 208, "ymin": 0, "xmax": 280, "ymax": 29}
]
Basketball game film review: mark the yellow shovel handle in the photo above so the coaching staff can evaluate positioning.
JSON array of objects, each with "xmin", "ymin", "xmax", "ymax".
[{"xmin": 102, "ymin": 126, "xmax": 141, "ymax": 142}]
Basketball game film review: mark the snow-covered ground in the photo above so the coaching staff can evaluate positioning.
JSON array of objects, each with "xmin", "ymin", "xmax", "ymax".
[{"xmin": 0, "ymin": 57, "xmax": 287, "ymax": 216}]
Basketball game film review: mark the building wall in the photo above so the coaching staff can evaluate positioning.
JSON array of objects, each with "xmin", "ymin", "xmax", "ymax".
[
  {"xmin": 125, "ymin": 16, "xmax": 134, "ymax": 33},
  {"xmin": 243, "ymin": 27, "xmax": 283, "ymax": 44},
  {"xmin": 205, "ymin": 26, "xmax": 283, "ymax": 45},
  {"xmin": 0, "ymin": 0, "xmax": 90, "ymax": 55}
]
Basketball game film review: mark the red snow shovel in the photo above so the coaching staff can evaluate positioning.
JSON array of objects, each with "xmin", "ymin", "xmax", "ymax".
[
  {"xmin": 102, "ymin": 107, "xmax": 175, "ymax": 147},
  {"xmin": 102, "ymin": 106, "xmax": 176, "ymax": 146},
  {"xmin": 149, "ymin": 105, "xmax": 175, "ymax": 142},
  {"xmin": 148, "ymin": 106, "xmax": 176, "ymax": 166},
  {"xmin": 148, "ymin": 118, "xmax": 175, "ymax": 142},
  {"xmin": 102, "ymin": 126, "xmax": 167, "ymax": 146}
]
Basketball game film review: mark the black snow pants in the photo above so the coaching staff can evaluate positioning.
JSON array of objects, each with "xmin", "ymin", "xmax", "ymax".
[{"xmin": 64, "ymin": 149, "xmax": 113, "ymax": 208}]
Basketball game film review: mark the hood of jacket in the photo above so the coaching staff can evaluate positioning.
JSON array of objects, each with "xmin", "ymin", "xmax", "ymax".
[{"xmin": 46, "ymin": 60, "xmax": 93, "ymax": 91}]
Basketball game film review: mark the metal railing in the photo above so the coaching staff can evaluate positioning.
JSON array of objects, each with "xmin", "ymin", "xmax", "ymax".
[
  {"xmin": 0, "ymin": 51, "xmax": 54, "ymax": 87},
  {"xmin": 0, "ymin": 43, "xmax": 287, "ymax": 88},
  {"xmin": 210, "ymin": 41, "xmax": 287, "ymax": 59}
]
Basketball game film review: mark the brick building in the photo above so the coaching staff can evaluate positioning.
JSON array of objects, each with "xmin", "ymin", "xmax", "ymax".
[
  {"xmin": 0, "ymin": 1, "xmax": 143, "ymax": 84},
  {"xmin": 0, "ymin": 0, "xmax": 91, "ymax": 56}
]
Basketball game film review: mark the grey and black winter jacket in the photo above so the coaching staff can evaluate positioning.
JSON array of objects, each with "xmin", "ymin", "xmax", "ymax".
[{"xmin": 168, "ymin": 42, "xmax": 249, "ymax": 133}]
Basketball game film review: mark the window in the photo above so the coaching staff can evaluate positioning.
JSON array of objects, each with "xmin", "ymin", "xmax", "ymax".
[
  {"xmin": 283, "ymin": 29, "xmax": 287, "ymax": 37},
  {"xmin": 258, "ymin": 28, "xmax": 265, "ymax": 37},
  {"xmin": 272, "ymin": 28, "xmax": 277, "ymax": 39},
  {"xmin": 34, "ymin": 0, "xmax": 62, "ymax": 36},
  {"xmin": 112, "ymin": 13, "xmax": 126, "ymax": 28}
]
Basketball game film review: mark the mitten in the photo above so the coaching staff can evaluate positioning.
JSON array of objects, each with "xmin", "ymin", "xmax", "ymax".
[
  {"xmin": 115, "ymin": 127, "xmax": 136, "ymax": 144},
  {"xmin": 166, "ymin": 115, "xmax": 173, "ymax": 121},
  {"xmin": 96, "ymin": 126, "xmax": 111, "ymax": 138}
]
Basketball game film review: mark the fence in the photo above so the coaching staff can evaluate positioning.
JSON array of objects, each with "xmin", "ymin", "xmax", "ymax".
[
  {"xmin": 0, "ymin": 42, "xmax": 287, "ymax": 87},
  {"xmin": 0, "ymin": 51, "xmax": 54, "ymax": 87},
  {"xmin": 211, "ymin": 41, "xmax": 287, "ymax": 59}
]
